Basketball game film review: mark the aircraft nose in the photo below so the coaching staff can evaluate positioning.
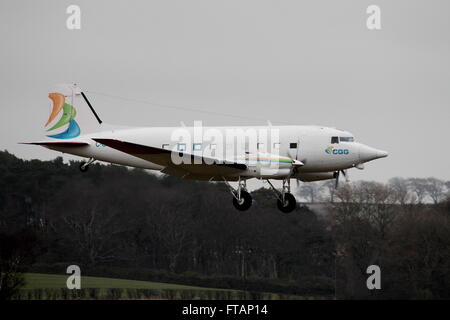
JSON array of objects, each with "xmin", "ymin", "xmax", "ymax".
[
  {"xmin": 376, "ymin": 150, "xmax": 389, "ymax": 158},
  {"xmin": 359, "ymin": 144, "xmax": 388, "ymax": 162}
]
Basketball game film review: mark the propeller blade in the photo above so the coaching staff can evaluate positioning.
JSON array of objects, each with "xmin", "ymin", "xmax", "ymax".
[{"xmin": 342, "ymin": 169, "xmax": 350, "ymax": 182}]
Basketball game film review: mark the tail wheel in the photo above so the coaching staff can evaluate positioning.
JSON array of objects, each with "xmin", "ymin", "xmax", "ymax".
[
  {"xmin": 277, "ymin": 193, "xmax": 296, "ymax": 213},
  {"xmin": 232, "ymin": 190, "xmax": 252, "ymax": 211},
  {"xmin": 79, "ymin": 162, "xmax": 89, "ymax": 172}
]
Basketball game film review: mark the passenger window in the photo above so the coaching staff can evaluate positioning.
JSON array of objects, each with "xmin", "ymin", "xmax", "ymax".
[
  {"xmin": 290, "ymin": 143, "xmax": 297, "ymax": 149},
  {"xmin": 162, "ymin": 144, "xmax": 170, "ymax": 150},
  {"xmin": 208, "ymin": 144, "xmax": 216, "ymax": 156},
  {"xmin": 193, "ymin": 143, "xmax": 202, "ymax": 151},
  {"xmin": 177, "ymin": 143, "xmax": 186, "ymax": 151},
  {"xmin": 257, "ymin": 142, "xmax": 265, "ymax": 151},
  {"xmin": 331, "ymin": 136, "xmax": 339, "ymax": 144},
  {"xmin": 273, "ymin": 142, "xmax": 280, "ymax": 150}
]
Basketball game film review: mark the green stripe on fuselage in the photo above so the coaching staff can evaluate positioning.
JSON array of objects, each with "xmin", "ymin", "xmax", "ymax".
[{"xmin": 253, "ymin": 158, "xmax": 292, "ymax": 163}]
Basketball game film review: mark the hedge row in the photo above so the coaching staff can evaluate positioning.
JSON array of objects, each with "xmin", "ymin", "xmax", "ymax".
[{"xmin": 12, "ymin": 288, "xmax": 310, "ymax": 300}]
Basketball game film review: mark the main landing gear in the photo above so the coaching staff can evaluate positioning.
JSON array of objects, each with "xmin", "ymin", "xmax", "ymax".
[
  {"xmin": 224, "ymin": 177, "xmax": 297, "ymax": 213},
  {"xmin": 223, "ymin": 177, "xmax": 253, "ymax": 211},
  {"xmin": 266, "ymin": 179, "xmax": 297, "ymax": 213},
  {"xmin": 79, "ymin": 158, "xmax": 96, "ymax": 172}
]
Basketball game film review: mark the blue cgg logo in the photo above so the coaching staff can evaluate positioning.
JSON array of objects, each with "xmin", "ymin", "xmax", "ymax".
[{"xmin": 325, "ymin": 146, "xmax": 349, "ymax": 155}]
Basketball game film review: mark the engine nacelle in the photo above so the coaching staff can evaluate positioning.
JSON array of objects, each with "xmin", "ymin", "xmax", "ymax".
[
  {"xmin": 241, "ymin": 153, "xmax": 299, "ymax": 178},
  {"xmin": 297, "ymin": 172, "xmax": 335, "ymax": 182}
]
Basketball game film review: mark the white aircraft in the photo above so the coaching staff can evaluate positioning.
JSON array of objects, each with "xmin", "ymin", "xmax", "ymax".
[{"xmin": 23, "ymin": 84, "xmax": 388, "ymax": 213}]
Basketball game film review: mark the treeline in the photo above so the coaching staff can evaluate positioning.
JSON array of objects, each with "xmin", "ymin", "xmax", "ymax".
[
  {"xmin": 330, "ymin": 181, "xmax": 450, "ymax": 299},
  {"xmin": 0, "ymin": 150, "xmax": 334, "ymax": 297},
  {"xmin": 1, "ymin": 150, "xmax": 449, "ymax": 299},
  {"xmin": 299, "ymin": 177, "xmax": 450, "ymax": 204}
]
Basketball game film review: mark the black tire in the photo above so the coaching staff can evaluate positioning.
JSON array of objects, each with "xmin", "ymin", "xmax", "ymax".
[
  {"xmin": 79, "ymin": 162, "xmax": 89, "ymax": 173},
  {"xmin": 277, "ymin": 193, "xmax": 296, "ymax": 213},
  {"xmin": 232, "ymin": 190, "xmax": 252, "ymax": 211}
]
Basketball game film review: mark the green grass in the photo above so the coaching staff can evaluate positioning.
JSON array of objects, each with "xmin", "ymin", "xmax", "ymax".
[
  {"xmin": 23, "ymin": 273, "xmax": 223, "ymax": 291},
  {"xmin": 19, "ymin": 273, "xmax": 315, "ymax": 300}
]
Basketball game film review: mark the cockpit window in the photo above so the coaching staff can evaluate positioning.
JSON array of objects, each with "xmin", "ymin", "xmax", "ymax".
[
  {"xmin": 331, "ymin": 136, "xmax": 339, "ymax": 144},
  {"xmin": 340, "ymin": 137, "xmax": 354, "ymax": 142}
]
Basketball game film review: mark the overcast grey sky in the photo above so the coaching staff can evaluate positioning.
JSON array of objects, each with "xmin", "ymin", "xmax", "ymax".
[{"xmin": 1, "ymin": 0, "xmax": 449, "ymax": 182}]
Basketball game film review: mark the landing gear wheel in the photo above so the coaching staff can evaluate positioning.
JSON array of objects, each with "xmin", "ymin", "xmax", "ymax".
[
  {"xmin": 232, "ymin": 190, "xmax": 252, "ymax": 211},
  {"xmin": 79, "ymin": 162, "xmax": 89, "ymax": 173},
  {"xmin": 277, "ymin": 193, "xmax": 296, "ymax": 213}
]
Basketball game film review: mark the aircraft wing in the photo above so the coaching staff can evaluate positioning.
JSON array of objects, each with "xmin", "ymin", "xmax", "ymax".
[{"xmin": 93, "ymin": 138, "xmax": 247, "ymax": 179}]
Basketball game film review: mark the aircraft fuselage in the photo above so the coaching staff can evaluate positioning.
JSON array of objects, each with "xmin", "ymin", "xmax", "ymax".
[{"xmin": 45, "ymin": 124, "xmax": 387, "ymax": 181}]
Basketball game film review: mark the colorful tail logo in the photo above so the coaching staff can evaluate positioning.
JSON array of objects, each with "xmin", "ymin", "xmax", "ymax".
[{"xmin": 45, "ymin": 93, "xmax": 80, "ymax": 139}]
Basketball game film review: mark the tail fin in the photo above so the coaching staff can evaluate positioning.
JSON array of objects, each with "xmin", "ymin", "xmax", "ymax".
[{"xmin": 44, "ymin": 83, "xmax": 102, "ymax": 139}]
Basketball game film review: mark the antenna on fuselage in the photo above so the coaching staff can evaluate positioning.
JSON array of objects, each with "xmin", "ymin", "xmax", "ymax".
[{"xmin": 84, "ymin": 90, "xmax": 297, "ymax": 125}]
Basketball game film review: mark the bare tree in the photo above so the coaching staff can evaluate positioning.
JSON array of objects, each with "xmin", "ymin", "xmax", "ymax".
[
  {"xmin": 388, "ymin": 177, "xmax": 413, "ymax": 205},
  {"xmin": 360, "ymin": 181, "xmax": 396, "ymax": 238},
  {"xmin": 145, "ymin": 205, "xmax": 192, "ymax": 272},
  {"xmin": 59, "ymin": 204, "xmax": 121, "ymax": 266},
  {"xmin": 298, "ymin": 182, "xmax": 323, "ymax": 203},
  {"xmin": 331, "ymin": 181, "xmax": 397, "ymax": 298},
  {"xmin": 321, "ymin": 180, "xmax": 337, "ymax": 203},
  {"xmin": 46, "ymin": 180, "xmax": 124, "ymax": 266},
  {"xmin": 424, "ymin": 177, "xmax": 447, "ymax": 204},
  {"xmin": 407, "ymin": 178, "xmax": 429, "ymax": 204},
  {"xmin": 0, "ymin": 229, "xmax": 38, "ymax": 300}
]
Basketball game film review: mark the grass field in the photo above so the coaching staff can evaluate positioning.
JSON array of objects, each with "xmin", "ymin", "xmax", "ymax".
[
  {"xmin": 23, "ymin": 273, "xmax": 221, "ymax": 291},
  {"xmin": 17, "ymin": 273, "xmax": 310, "ymax": 300}
]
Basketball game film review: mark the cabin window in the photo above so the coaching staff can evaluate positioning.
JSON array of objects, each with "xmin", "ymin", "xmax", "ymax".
[
  {"xmin": 289, "ymin": 143, "xmax": 297, "ymax": 149},
  {"xmin": 273, "ymin": 142, "xmax": 280, "ymax": 150},
  {"xmin": 339, "ymin": 137, "xmax": 354, "ymax": 142},
  {"xmin": 331, "ymin": 136, "xmax": 339, "ymax": 144},
  {"xmin": 257, "ymin": 142, "xmax": 265, "ymax": 151},
  {"xmin": 193, "ymin": 143, "xmax": 202, "ymax": 151},
  {"xmin": 162, "ymin": 144, "xmax": 170, "ymax": 150},
  {"xmin": 208, "ymin": 144, "xmax": 217, "ymax": 156},
  {"xmin": 177, "ymin": 143, "xmax": 186, "ymax": 151}
]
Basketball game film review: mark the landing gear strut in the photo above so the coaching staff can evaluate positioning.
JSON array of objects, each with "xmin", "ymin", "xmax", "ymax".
[
  {"xmin": 223, "ymin": 177, "xmax": 252, "ymax": 211},
  {"xmin": 79, "ymin": 158, "xmax": 95, "ymax": 172},
  {"xmin": 267, "ymin": 179, "xmax": 297, "ymax": 213}
]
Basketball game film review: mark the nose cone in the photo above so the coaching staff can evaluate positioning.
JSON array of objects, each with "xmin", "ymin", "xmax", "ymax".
[
  {"xmin": 359, "ymin": 144, "xmax": 388, "ymax": 163},
  {"xmin": 376, "ymin": 150, "xmax": 389, "ymax": 158}
]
